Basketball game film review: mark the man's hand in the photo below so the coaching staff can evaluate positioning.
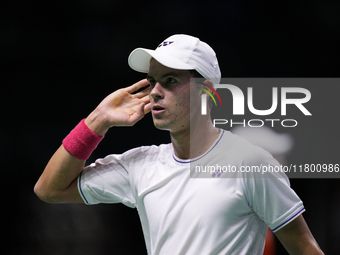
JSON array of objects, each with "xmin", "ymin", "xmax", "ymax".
[{"xmin": 85, "ymin": 79, "xmax": 151, "ymax": 136}]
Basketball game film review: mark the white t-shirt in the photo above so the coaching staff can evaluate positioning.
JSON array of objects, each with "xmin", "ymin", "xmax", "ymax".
[{"xmin": 78, "ymin": 130, "xmax": 305, "ymax": 255}]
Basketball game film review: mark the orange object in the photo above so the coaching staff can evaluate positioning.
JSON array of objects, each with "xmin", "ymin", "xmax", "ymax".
[{"xmin": 263, "ymin": 228, "xmax": 276, "ymax": 255}]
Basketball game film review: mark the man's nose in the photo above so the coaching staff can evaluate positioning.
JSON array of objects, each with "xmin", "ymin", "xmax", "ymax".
[{"xmin": 150, "ymin": 82, "xmax": 164, "ymax": 101}]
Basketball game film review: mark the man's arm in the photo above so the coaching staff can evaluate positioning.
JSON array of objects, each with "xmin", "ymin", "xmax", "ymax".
[
  {"xmin": 275, "ymin": 215, "xmax": 324, "ymax": 255},
  {"xmin": 34, "ymin": 145, "xmax": 86, "ymax": 203},
  {"xmin": 34, "ymin": 79, "xmax": 151, "ymax": 204}
]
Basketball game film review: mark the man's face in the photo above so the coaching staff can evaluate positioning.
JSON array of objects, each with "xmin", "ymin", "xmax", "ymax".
[{"xmin": 147, "ymin": 59, "xmax": 200, "ymax": 133}]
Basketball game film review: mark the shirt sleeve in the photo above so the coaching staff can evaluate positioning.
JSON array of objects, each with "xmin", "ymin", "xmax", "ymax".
[
  {"xmin": 242, "ymin": 148, "xmax": 305, "ymax": 233},
  {"xmin": 77, "ymin": 147, "xmax": 144, "ymax": 208}
]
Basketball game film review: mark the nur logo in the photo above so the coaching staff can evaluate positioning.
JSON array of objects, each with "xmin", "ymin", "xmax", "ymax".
[
  {"xmin": 196, "ymin": 82, "xmax": 222, "ymax": 115},
  {"xmin": 196, "ymin": 81, "xmax": 312, "ymax": 128},
  {"xmin": 197, "ymin": 83, "xmax": 312, "ymax": 116}
]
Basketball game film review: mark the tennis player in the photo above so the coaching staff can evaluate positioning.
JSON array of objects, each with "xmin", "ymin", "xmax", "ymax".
[{"xmin": 35, "ymin": 34, "xmax": 323, "ymax": 254}]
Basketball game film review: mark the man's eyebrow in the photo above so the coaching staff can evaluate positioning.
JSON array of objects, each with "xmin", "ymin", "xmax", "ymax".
[{"xmin": 146, "ymin": 72, "xmax": 182, "ymax": 80}]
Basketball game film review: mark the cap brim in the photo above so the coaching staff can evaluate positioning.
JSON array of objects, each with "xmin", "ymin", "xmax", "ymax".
[{"xmin": 128, "ymin": 48, "xmax": 195, "ymax": 73}]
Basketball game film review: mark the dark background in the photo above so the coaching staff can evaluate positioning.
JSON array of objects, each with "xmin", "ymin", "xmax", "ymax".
[{"xmin": 2, "ymin": 1, "xmax": 339, "ymax": 254}]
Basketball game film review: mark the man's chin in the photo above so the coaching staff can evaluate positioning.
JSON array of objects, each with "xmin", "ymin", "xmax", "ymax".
[{"xmin": 152, "ymin": 120, "xmax": 170, "ymax": 131}]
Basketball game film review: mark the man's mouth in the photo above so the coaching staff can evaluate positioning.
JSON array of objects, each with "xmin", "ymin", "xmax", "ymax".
[{"xmin": 152, "ymin": 105, "xmax": 165, "ymax": 114}]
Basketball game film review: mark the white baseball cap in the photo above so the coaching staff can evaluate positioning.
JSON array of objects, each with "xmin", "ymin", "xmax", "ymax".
[{"xmin": 128, "ymin": 34, "xmax": 221, "ymax": 86}]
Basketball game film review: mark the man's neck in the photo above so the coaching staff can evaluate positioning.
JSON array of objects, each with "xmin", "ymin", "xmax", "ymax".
[{"xmin": 170, "ymin": 120, "xmax": 220, "ymax": 160}]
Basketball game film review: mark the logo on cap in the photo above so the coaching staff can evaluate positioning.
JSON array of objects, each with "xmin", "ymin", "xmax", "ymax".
[{"xmin": 158, "ymin": 41, "xmax": 174, "ymax": 48}]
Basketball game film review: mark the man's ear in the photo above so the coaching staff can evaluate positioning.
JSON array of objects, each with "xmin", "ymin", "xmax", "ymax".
[{"xmin": 203, "ymin": 79, "xmax": 214, "ymax": 94}]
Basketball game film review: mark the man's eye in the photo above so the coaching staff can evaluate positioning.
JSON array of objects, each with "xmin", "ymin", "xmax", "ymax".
[{"xmin": 166, "ymin": 77, "xmax": 176, "ymax": 84}]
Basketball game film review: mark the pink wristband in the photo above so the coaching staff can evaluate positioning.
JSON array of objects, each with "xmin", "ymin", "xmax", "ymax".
[{"xmin": 62, "ymin": 119, "xmax": 104, "ymax": 160}]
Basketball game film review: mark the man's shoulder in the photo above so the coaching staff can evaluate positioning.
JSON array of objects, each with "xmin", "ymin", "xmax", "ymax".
[
  {"xmin": 222, "ymin": 130, "xmax": 275, "ymax": 163},
  {"xmin": 89, "ymin": 143, "xmax": 172, "ymax": 172},
  {"xmin": 222, "ymin": 130, "xmax": 269, "ymax": 154},
  {"xmin": 121, "ymin": 143, "xmax": 172, "ymax": 161}
]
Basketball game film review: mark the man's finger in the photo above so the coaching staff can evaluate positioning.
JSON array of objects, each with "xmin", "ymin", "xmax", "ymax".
[
  {"xmin": 139, "ymin": 94, "xmax": 151, "ymax": 104},
  {"xmin": 133, "ymin": 86, "xmax": 151, "ymax": 98},
  {"xmin": 126, "ymin": 79, "xmax": 150, "ymax": 93},
  {"xmin": 143, "ymin": 102, "xmax": 151, "ymax": 114}
]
